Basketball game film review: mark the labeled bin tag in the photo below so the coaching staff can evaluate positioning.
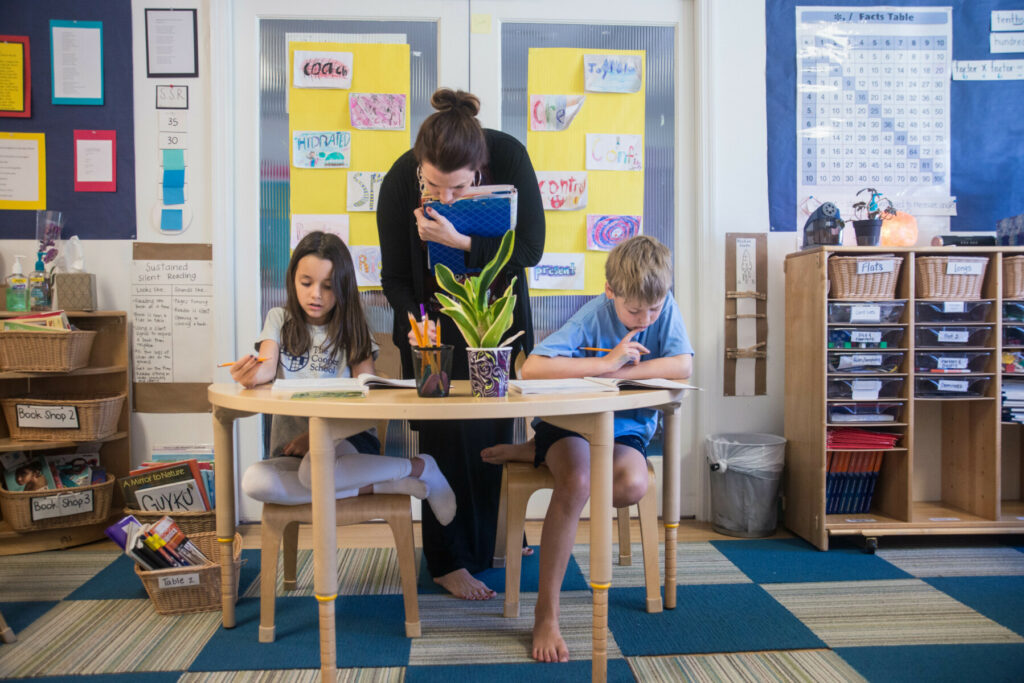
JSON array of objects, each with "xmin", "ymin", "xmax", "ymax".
[
  {"xmin": 937, "ymin": 356, "xmax": 969, "ymax": 370},
  {"xmin": 851, "ymin": 379, "xmax": 882, "ymax": 400},
  {"xmin": 937, "ymin": 379, "xmax": 969, "ymax": 393},
  {"xmin": 946, "ymin": 261, "xmax": 984, "ymax": 276},
  {"xmin": 850, "ymin": 305, "xmax": 881, "ymax": 323},
  {"xmin": 856, "ymin": 260, "xmax": 894, "ymax": 274},
  {"xmin": 942, "ymin": 301, "xmax": 965, "ymax": 313},
  {"xmin": 851, "ymin": 330, "xmax": 881, "ymax": 343},
  {"xmin": 937, "ymin": 329, "xmax": 970, "ymax": 343}
]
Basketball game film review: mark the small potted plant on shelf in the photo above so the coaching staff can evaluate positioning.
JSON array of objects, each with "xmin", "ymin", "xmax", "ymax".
[
  {"xmin": 851, "ymin": 188, "xmax": 897, "ymax": 246},
  {"xmin": 434, "ymin": 229, "xmax": 521, "ymax": 397}
]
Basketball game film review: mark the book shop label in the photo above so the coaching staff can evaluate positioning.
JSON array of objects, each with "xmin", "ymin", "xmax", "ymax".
[
  {"xmin": 31, "ymin": 490, "xmax": 94, "ymax": 521},
  {"xmin": 856, "ymin": 260, "xmax": 894, "ymax": 275},
  {"xmin": 16, "ymin": 404, "xmax": 79, "ymax": 429},
  {"xmin": 158, "ymin": 573, "xmax": 201, "ymax": 589}
]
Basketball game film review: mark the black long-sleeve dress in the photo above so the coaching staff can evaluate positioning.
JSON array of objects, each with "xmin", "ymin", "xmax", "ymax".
[{"xmin": 377, "ymin": 129, "xmax": 545, "ymax": 576}]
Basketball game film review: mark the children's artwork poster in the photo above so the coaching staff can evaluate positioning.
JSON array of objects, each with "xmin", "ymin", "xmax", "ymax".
[
  {"xmin": 346, "ymin": 171, "xmax": 385, "ymax": 212},
  {"xmin": 351, "ymin": 245, "xmax": 382, "ymax": 287},
  {"xmin": 529, "ymin": 253, "xmax": 585, "ymax": 291},
  {"xmin": 586, "ymin": 214, "xmax": 642, "ymax": 251},
  {"xmin": 290, "ymin": 214, "xmax": 349, "ymax": 249},
  {"xmin": 586, "ymin": 134, "xmax": 643, "ymax": 171},
  {"xmin": 292, "ymin": 131, "xmax": 351, "ymax": 169},
  {"xmin": 349, "ymin": 93, "xmax": 406, "ymax": 130},
  {"xmin": 529, "ymin": 94, "xmax": 584, "ymax": 131},
  {"xmin": 583, "ymin": 53, "xmax": 642, "ymax": 93},
  {"xmin": 536, "ymin": 171, "xmax": 588, "ymax": 210},
  {"xmin": 293, "ymin": 50, "xmax": 352, "ymax": 89}
]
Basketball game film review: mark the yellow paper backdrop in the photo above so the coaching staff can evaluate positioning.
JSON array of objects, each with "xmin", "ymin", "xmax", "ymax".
[
  {"xmin": 0, "ymin": 132, "xmax": 46, "ymax": 210},
  {"xmin": 527, "ymin": 47, "xmax": 645, "ymax": 296},
  {"xmin": 288, "ymin": 42, "xmax": 410, "ymax": 287},
  {"xmin": 0, "ymin": 41, "xmax": 26, "ymax": 112}
]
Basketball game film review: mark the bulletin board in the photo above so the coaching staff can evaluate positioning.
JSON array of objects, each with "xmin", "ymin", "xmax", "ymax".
[
  {"xmin": 526, "ymin": 47, "xmax": 645, "ymax": 296},
  {"xmin": 0, "ymin": 1, "xmax": 136, "ymax": 239},
  {"xmin": 288, "ymin": 41, "xmax": 410, "ymax": 285},
  {"xmin": 766, "ymin": 0, "xmax": 1024, "ymax": 232}
]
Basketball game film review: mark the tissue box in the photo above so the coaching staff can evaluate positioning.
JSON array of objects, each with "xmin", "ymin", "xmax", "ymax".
[{"xmin": 53, "ymin": 273, "xmax": 97, "ymax": 311}]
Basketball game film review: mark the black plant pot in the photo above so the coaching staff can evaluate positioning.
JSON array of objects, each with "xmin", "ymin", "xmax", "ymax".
[{"xmin": 852, "ymin": 219, "xmax": 882, "ymax": 246}]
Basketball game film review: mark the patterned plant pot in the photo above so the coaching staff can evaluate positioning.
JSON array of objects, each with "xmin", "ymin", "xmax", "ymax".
[{"xmin": 466, "ymin": 347, "xmax": 512, "ymax": 398}]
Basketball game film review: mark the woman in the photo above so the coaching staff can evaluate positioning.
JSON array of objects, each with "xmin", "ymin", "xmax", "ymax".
[{"xmin": 377, "ymin": 88, "xmax": 545, "ymax": 599}]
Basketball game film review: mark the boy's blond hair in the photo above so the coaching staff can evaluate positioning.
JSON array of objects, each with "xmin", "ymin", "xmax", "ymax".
[{"xmin": 605, "ymin": 235, "xmax": 673, "ymax": 304}]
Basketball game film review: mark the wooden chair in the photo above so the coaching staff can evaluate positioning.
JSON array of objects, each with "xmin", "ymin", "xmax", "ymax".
[
  {"xmin": 0, "ymin": 607, "xmax": 15, "ymax": 643},
  {"xmin": 257, "ymin": 332, "xmax": 420, "ymax": 642}
]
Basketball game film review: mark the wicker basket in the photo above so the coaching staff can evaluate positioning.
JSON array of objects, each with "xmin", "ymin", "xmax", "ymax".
[
  {"xmin": 0, "ymin": 393, "xmax": 124, "ymax": 442},
  {"xmin": 827, "ymin": 255, "xmax": 903, "ymax": 300},
  {"xmin": 124, "ymin": 508, "xmax": 216, "ymax": 535},
  {"xmin": 0, "ymin": 329, "xmax": 97, "ymax": 372},
  {"xmin": 0, "ymin": 474, "xmax": 114, "ymax": 532},
  {"xmin": 1004, "ymin": 256, "xmax": 1024, "ymax": 299},
  {"xmin": 135, "ymin": 531, "xmax": 242, "ymax": 615},
  {"xmin": 916, "ymin": 256, "xmax": 989, "ymax": 300}
]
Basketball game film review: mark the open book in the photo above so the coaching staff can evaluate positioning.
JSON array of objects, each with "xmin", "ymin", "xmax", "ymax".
[
  {"xmin": 510, "ymin": 377, "xmax": 696, "ymax": 395},
  {"xmin": 271, "ymin": 374, "xmax": 415, "ymax": 398}
]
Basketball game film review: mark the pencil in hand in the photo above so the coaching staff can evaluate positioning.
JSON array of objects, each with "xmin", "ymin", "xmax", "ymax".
[{"xmin": 218, "ymin": 357, "xmax": 267, "ymax": 367}]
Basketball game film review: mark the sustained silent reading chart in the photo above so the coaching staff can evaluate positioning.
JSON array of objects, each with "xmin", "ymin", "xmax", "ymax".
[{"xmin": 796, "ymin": 7, "xmax": 954, "ymax": 220}]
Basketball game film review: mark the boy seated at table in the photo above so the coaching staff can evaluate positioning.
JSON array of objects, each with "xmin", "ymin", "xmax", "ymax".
[{"xmin": 482, "ymin": 235, "xmax": 694, "ymax": 662}]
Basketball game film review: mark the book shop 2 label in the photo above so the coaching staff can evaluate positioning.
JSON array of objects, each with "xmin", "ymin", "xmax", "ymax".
[{"xmin": 16, "ymin": 404, "xmax": 79, "ymax": 429}]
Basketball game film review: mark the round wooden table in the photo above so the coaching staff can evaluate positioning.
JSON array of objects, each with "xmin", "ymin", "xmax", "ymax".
[{"xmin": 209, "ymin": 381, "xmax": 689, "ymax": 682}]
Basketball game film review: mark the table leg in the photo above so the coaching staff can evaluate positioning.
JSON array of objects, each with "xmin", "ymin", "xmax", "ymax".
[
  {"xmin": 309, "ymin": 417, "xmax": 338, "ymax": 682},
  {"xmin": 588, "ymin": 411, "xmax": 614, "ymax": 683},
  {"xmin": 212, "ymin": 407, "xmax": 238, "ymax": 629},
  {"xmin": 661, "ymin": 402, "xmax": 682, "ymax": 610}
]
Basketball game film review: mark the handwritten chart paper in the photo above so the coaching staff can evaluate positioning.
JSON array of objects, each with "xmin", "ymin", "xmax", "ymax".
[
  {"xmin": 584, "ymin": 54, "xmax": 642, "ymax": 93},
  {"xmin": 292, "ymin": 131, "xmax": 351, "ymax": 168},
  {"xmin": 586, "ymin": 214, "xmax": 642, "ymax": 251},
  {"xmin": 796, "ymin": 8, "xmax": 954, "ymax": 218},
  {"xmin": 50, "ymin": 20, "xmax": 103, "ymax": 105},
  {"xmin": 0, "ymin": 36, "xmax": 30, "ymax": 117},
  {"xmin": 530, "ymin": 94, "xmax": 584, "ymax": 131},
  {"xmin": 349, "ymin": 93, "xmax": 406, "ymax": 130},
  {"xmin": 0, "ymin": 132, "xmax": 45, "ymax": 210},
  {"xmin": 346, "ymin": 171, "xmax": 385, "ymax": 211},
  {"xmin": 290, "ymin": 214, "xmax": 349, "ymax": 249},
  {"xmin": 351, "ymin": 245, "xmax": 383, "ymax": 287},
  {"xmin": 529, "ymin": 253, "xmax": 585, "ymax": 291},
  {"xmin": 131, "ymin": 259, "xmax": 213, "ymax": 383},
  {"xmin": 536, "ymin": 171, "xmax": 588, "ymax": 210},
  {"xmin": 586, "ymin": 134, "xmax": 643, "ymax": 171},
  {"xmin": 293, "ymin": 50, "xmax": 352, "ymax": 89}
]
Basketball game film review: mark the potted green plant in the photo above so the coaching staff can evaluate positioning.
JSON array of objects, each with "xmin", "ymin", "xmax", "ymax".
[
  {"xmin": 851, "ymin": 188, "xmax": 897, "ymax": 246},
  {"xmin": 434, "ymin": 229, "xmax": 521, "ymax": 397}
]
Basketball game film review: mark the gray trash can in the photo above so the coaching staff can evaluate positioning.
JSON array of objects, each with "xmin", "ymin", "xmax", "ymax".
[{"xmin": 706, "ymin": 433, "xmax": 786, "ymax": 538}]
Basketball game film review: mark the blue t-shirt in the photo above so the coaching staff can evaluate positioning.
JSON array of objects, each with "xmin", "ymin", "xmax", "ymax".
[{"xmin": 531, "ymin": 295, "xmax": 694, "ymax": 443}]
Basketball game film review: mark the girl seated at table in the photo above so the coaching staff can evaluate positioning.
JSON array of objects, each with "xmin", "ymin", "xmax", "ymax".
[{"xmin": 230, "ymin": 231, "xmax": 454, "ymax": 522}]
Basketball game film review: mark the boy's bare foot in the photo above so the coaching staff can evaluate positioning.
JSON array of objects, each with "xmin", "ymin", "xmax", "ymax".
[
  {"xmin": 480, "ymin": 441, "xmax": 534, "ymax": 464},
  {"xmin": 433, "ymin": 568, "xmax": 496, "ymax": 600},
  {"xmin": 532, "ymin": 616, "xmax": 569, "ymax": 663}
]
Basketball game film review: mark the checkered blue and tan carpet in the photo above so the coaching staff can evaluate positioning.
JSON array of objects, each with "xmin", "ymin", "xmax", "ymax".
[{"xmin": 1, "ymin": 535, "xmax": 1023, "ymax": 681}]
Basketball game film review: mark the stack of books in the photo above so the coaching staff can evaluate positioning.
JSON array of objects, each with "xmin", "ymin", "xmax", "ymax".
[
  {"xmin": 118, "ymin": 454, "xmax": 214, "ymax": 512},
  {"xmin": 826, "ymin": 427, "xmax": 901, "ymax": 449},
  {"xmin": 1002, "ymin": 378, "xmax": 1024, "ymax": 424},
  {"xmin": 826, "ymin": 451, "xmax": 884, "ymax": 514},
  {"xmin": 0, "ymin": 310, "xmax": 72, "ymax": 332},
  {"xmin": 105, "ymin": 513, "xmax": 210, "ymax": 570}
]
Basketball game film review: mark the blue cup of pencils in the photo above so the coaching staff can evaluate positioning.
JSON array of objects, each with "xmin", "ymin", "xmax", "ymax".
[{"xmin": 412, "ymin": 345, "xmax": 453, "ymax": 398}]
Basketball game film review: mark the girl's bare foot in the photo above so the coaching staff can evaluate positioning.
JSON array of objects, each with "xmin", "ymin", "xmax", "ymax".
[
  {"xmin": 532, "ymin": 616, "xmax": 569, "ymax": 663},
  {"xmin": 480, "ymin": 440, "xmax": 535, "ymax": 464},
  {"xmin": 433, "ymin": 568, "xmax": 496, "ymax": 600}
]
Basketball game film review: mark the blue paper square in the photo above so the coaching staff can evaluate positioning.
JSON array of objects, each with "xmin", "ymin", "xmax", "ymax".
[
  {"xmin": 161, "ymin": 209, "xmax": 183, "ymax": 231},
  {"xmin": 162, "ymin": 168, "xmax": 185, "ymax": 188},
  {"xmin": 162, "ymin": 149, "xmax": 186, "ymax": 171},
  {"xmin": 163, "ymin": 186, "xmax": 185, "ymax": 205}
]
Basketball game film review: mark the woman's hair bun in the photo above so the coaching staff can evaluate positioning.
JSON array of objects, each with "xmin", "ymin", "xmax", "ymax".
[{"xmin": 431, "ymin": 88, "xmax": 480, "ymax": 117}]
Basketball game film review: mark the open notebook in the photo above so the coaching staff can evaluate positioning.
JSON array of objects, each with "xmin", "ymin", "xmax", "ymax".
[
  {"xmin": 271, "ymin": 374, "xmax": 415, "ymax": 398},
  {"xmin": 510, "ymin": 377, "xmax": 696, "ymax": 395}
]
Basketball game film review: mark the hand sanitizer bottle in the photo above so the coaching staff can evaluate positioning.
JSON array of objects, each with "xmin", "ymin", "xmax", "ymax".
[
  {"xmin": 28, "ymin": 252, "xmax": 51, "ymax": 311},
  {"xmin": 5, "ymin": 255, "xmax": 28, "ymax": 312}
]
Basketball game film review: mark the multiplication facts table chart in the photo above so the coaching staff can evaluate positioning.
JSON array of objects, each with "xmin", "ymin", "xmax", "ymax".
[{"xmin": 796, "ymin": 7, "xmax": 954, "ymax": 217}]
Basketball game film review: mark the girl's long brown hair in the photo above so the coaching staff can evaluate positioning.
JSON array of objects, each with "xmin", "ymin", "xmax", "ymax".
[{"xmin": 281, "ymin": 231, "xmax": 373, "ymax": 366}]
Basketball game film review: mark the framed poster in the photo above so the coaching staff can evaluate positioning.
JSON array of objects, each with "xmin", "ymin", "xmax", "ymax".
[
  {"xmin": 50, "ymin": 20, "xmax": 104, "ymax": 105},
  {"xmin": 145, "ymin": 8, "xmax": 198, "ymax": 78}
]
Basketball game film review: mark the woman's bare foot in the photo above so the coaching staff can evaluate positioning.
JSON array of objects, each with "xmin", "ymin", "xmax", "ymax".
[
  {"xmin": 433, "ymin": 568, "xmax": 496, "ymax": 600},
  {"xmin": 480, "ymin": 440, "xmax": 535, "ymax": 464},
  {"xmin": 532, "ymin": 616, "xmax": 569, "ymax": 663}
]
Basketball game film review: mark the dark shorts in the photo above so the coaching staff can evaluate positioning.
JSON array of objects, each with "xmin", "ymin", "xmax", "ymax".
[
  {"xmin": 276, "ymin": 429, "xmax": 381, "ymax": 458},
  {"xmin": 532, "ymin": 420, "xmax": 647, "ymax": 468}
]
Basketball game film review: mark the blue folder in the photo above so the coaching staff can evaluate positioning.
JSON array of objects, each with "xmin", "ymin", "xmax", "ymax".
[{"xmin": 424, "ymin": 186, "xmax": 517, "ymax": 274}]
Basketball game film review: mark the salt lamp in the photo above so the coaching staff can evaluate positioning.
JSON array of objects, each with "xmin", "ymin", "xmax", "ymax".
[{"xmin": 880, "ymin": 210, "xmax": 918, "ymax": 247}]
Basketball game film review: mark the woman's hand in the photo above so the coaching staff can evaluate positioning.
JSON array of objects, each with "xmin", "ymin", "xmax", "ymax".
[
  {"xmin": 229, "ymin": 355, "xmax": 266, "ymax": 389},
  {"xmin": 413, "ymin": 206, "xmax": 471, "ymax": 251},
  {"xmin": 407, "ymin": 318, "xmax": 437, "ymax": 347},
  {"xmin": 604, "ymin": 329, "xmax": 650, "ymax": 372},
  {"xmin": 282, "ymin": 432, "xmax": 309, "ymax": 456}
]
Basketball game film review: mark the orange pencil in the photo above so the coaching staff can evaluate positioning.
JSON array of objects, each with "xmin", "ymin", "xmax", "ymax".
[
  {"xmin": 218, "ymin": 357, "xmax": 267, "ymax": 367},
  {"xmin": 408, "ymin": 312, "xmax": 426, "ymax": 347},
  {"xmin": 581, "ymin": 347, "xmax": 613, "ymax": 353}
]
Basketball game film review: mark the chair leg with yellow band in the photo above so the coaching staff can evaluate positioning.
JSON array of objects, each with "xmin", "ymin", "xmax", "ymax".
[{"xmin": 493, "ymin": 459, "xmax": 662, "ymax": 618}]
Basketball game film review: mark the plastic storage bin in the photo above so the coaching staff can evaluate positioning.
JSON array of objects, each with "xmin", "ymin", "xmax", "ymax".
[
  {"xmin": 828, "ymin": 402, "xmax": 903, "ymax": 423},
  {"xmin": 914, "ymin": 351, "xmax": 991, "ymax": 374},
  {"xmin": 1004, "ymin": 326, "xmax": 1024, "ymax": 347},
  {"xmin": 914, "ymin": 300, "xmax": 992, "ymax": 323},
  {"xmin": 827, "ymin": 301, "xmax": 906, "ymax": 324},
  {"xmin": 914, "ymin": 325, "xmax": 992, "ymax": 348},
  {"xmin": 1003, "ymin": 351, "xmax": 1024, "ymax": 374},
  {"xmin": 827, "ymin": 326, "xmax": 904, "ymax": 349},
  {"xmin": 915, "ymin": 375, "xmax": 991, "ymax": 398},
  {"xmin": 827, "ymin": 351, "xmax": 903, "ymax": 374},
  {"xmin": 705, "ymin": 433, "xmax": 786, "ymax": 538},
  {"xmin": 827, "ymin": 377, "xmax": 904, "ymax": 399},
  {"xmin": 1003, "ymin": 301, "xmax": 1024, "ymax": 322}
]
